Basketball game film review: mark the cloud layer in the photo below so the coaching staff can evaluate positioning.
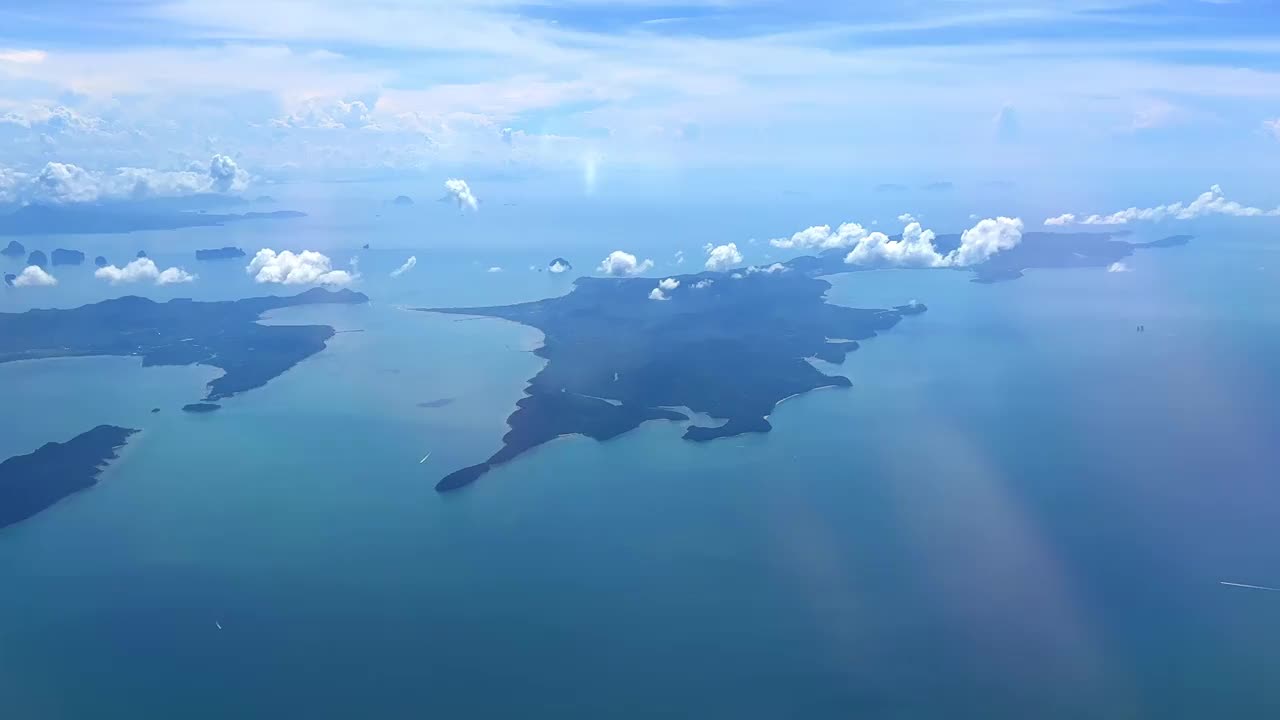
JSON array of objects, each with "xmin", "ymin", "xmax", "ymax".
[
  {"xmin": 246, "ymin": 249, "xmax": 354, "ymax": 286},
  {"xmin": 1044, "ymin": 185, "xmax": 1280, "ymax": 225},
  {"xmin": 95, "ymin": 257, "xmax": 196, "ymax": 285},
  {"xmin": 3, "ymin": 154, "xmax": 250, "ymax": 205},
  {"xmin": 772, "ymin": 216, "xmax": 1024, "ymax": 268}
]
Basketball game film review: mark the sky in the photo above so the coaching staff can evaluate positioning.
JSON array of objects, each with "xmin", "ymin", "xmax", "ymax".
[{"xmin": 0, "ymin": 0, "xmax": 1278, "ymax": 208}]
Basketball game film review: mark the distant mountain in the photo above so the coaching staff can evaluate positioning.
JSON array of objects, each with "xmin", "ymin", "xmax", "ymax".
[
  {"xmin": 195, "ymin": 246, "xmax": 247, "ymax": 261},
  {"xmin": 1, "ymin": 240, "xmax": 23, "ymax": 257}
]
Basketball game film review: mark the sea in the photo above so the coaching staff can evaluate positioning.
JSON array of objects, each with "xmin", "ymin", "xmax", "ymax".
[{"xmin": 2, "ymin": 179, "xmax": 1279, "ymax": 718}]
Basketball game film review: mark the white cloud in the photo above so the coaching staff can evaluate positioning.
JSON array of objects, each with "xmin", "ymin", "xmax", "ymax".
[
  {"xmin": 0, "ymin": 49, "xmax": 46, "ymax": 64},
  {"xmin": 648, "ymin": 287, "xmax": 669, "ymax": 301},
  {"xmin": 549, "ymin": 259, "xmax": 570, "ymax": 273},
  {"xmin": 952, "ymin": 217, "xmax": 1024, "ymax": 266},
  {"xmin": 1107, "ymin": 261, "xmax": 1130, "ymax": 272},
  {"xmin": 12, "ymin": 265, "xmax": 56, "ymax": 287},
  {"xmin": 692, "ymin": 279, "xmax": 714, "ymax": 289},
  {"xmin": 1, "ymin": 105, "xmax": 102, "ymax": 133},
  {"xmin": 730, "ymin": 272, "xmax": 744, "ymax": 279},
  {"xmin": 897, "ymin": 212, "xmax": 916, "ymax": 223},
  {"xmin": 770, "ymin": 223, "xmax": 870, "ymax": 250},
  {"xmin": 704, "ymin": 242, "xmax": 743, "ymax": 271},
  {"xmin": 1047, "ymin": 185, "xmax": 1280, "ymax": 225},
  {"xmin": 1265, "ymin": 119, "xmax": 1280, "ymax": 141},
  {"xmin": 487, "ymin": 266, "xmax": 503, "ymax": 272},
  {"xmin": 95, "ymin": 257, "xmax": 196, "ymax": 285},
  {"xmin": 674, "ymin": 249, "xmax": 684, "ymax": 265},
  {"xmin": 746, "ymin": 262, "xmax": 787, "ymax": 274},
  {"xmin": 23, "ymin": 155, "xmax": 249, "ymax": 204},
  {"xmin": 271, "ymin": 98, "xmax": 374, "ymax": 129},
  {"xmin": 658, "ymin": 277, "xmax": 679, "ymax": 291},
  {"xmin": 1044, "ymin": 213, "xmax": 1076, "ymax": 226},
  {"xmin": 390, "ymin": 255, "xmax": 417, "ymax": 277},
  {"xmin": 246, "ymin": 249, "xmax": 353, "ymax": 286},
  {"xmin": 597, "ymin": 250, "xmax": 653, "ymax": 276},
  {"xmin": 842, "ymin": 217, "xmax": 1024, "ymax": 268},
  {"xmin": 443, "ymin": 178, "xmax": 478, "ymax": 211}
]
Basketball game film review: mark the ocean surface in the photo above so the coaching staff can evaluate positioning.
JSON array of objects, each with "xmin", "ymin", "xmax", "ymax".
[{"xmin": 2, "ymin": 185, "xmax": 1279, "ymax": 718}]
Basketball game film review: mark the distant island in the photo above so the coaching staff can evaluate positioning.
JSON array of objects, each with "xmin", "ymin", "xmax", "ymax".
[
  {"xmin": 3, "ymin": 273, "xmax": 14, "ymax": 287},
  {"xmin": 0, "ymin": 204, "xmax": 306, "ymax": 236},
  {"xmin": 0, "ymin": 425, "xmax": 138, "ymax": 530},
  {"xmin": 94, "ymin": 255, "xmax": 108, "ymax": 268},
  {"xmin": 419, "ymin": 230, "xmax": 1187, "ymax": 492},
  {"xmin": 182, "ymin": 402, "xmax": 221, "ymax": 413},
  {"xmin": 392, "ymin": 195, "xmax": 414, "ymax": 206},
  {"xmin": 26, "ymin": 250, "xmax": 47, "ymax": 268},
  {"xmin": 51, "ymin": 248, "xmax": 85, "ymax": 266},
  {"xmin": 420, "ymin": 271, "xmax": 926, "ymax": 491},
  {"xmin": 195, "ymin": 246, "xmax": 246, "ymax": 261},
  {"xmin": 0, "ymin": 287, "xmax": 369, "ymax": 402},
  {"xmin": 548, "ymin": 257, "xmax": 572, "ymax": 273},
  {"xmin": 1, "ymin": 240, "xmax": 23, "ymax": 257},
  {"xmin": 417, "ymin": 397, "xmax": 455, "ymax": 409}
]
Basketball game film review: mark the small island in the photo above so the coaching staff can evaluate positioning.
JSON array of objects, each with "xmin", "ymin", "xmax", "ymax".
[
  {"xmin": 51, "ymin": 248, "xmax": 85, "ymax": 266},
  {"xmin": 3, "ymin": 273, "xmax": 15, "ymax": 287},
  {"xmin": 0, "ymin": 425, "xmax": 138, "ymax": 530},
  {"xmin": 0, "ymin": 287, "xmax": 369, "ymax": 402},
  {"xmin": 27, "ymin": 250, "xmax": 47, "ymax": 268},
  {"xmin": 195, "ymin": 246, "xmax": 246, "ymax": 261},
  {"xmin": 421, "ymin": 271, "xmax": 925, "ymax": 491},
  {"xmin": 417, "ymin": 397, "xmax": 455, "ymax": 409},
  {"xmin": 392, "ymin": 195, "xmax": 414, "ymax": 206},
  {"xmin": 94, "ymin": 255, "xmax": 109, "ymax": 268},
  {"xmin": 181, "ymin": 403, "xmax": 221, "ymax": 413},
  {"xmin": 1, "ymin": 240, "xmax": 24, "ymax": 257},
  {"xmin": 136, "ymin": 250, "xmax": 147, "ymax": 258},
  {"xmin": 548, "ymin": 257, "xmax": 572, "ymax": 273}
]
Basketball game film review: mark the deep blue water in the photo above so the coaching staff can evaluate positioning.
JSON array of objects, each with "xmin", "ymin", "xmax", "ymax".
[{"xmin": 2, "ymin": 187, "xmax": 1279, "ymax": 717}]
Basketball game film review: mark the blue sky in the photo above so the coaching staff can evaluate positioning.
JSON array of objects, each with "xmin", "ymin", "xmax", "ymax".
[{"xmin": 0, "ymin": 0, "xmax": 1278, "ymax": 206}]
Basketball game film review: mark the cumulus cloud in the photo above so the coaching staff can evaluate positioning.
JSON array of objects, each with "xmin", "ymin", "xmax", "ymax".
[
  {"xmin": 598, "ymin": 250, "xmax": 654, "ymax": 276},
  {"xmin": 549, "ymin": 259, "xmax": 570, "ymax": 273},
  {"xmin": 208, "ymin": 154, "xmax": 247, "ymax": 192},
  {"xmin": 1045, "ymin": 185, "xmax": 1280, "ymax": 226},
  {"xmin": 95, "ymin": 257, "xmax": 195, "ymax": 285},
  {"xmin": 246, "ymin": 249, "xmax": 353, "ymax": 286},
  {"xmin": 487, "ymin": 266, "xmax": 503, "ymax": 272},
  {"xmin": 658, "ymin": 277, "xmax": 679, "ymax": 291},
  {"xmin": 746, "ymin": 262, "xmax": 787, "ymax": 274},
  {"xmin": 674, "ymin": 249, "xmax": 684, "ymax": 265},
  {"xmin": 840, "ymin": 217, "xmax": 1024, "ymax": 268},
  {"xmin": 770, "ymin": 222, "xmax": 871, "ymax": 250},
  {"xmin": 390, "ymin": 255, "xmax": 417, "ymax": 277},
  {"xmin": 1107, "ymin": 261, "xmax": 1130, "ymax": 273},
  {"xmin": 692, "ymin": 279, "xmax": 714, "ymax": 289},
  {"xmin": 443, "ymin": 178, "xmax": 478, "ymax": 211},
  {"xmin": 271, "ymin": 98, "xmax": 374, "ymax": 130},
  {"xmin": 23, "ymin": 154, "xmax": 249, "ymax": 204},
  {"xmin": 12, "ymin": 265, "xmax": 56, "ymax": 287},
  {"xmin": 897, "ymin": 213, "xmax": 916, "ymax": 223},
  {"xmin": 648, "ymin": 287, "xmax": 669, "ymax": 301},
  {"xmin": 1, "ymin": 105, "xmax": 101, "ymax": 133},
  {"xmin": 704, "ymin": 242, "xmax": 743, "ymax": 271}
]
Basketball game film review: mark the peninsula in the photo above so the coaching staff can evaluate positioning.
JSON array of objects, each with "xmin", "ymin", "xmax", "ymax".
[
  {"xmin": 0, "ymin": 425, "xmax": 138, "ymax": 530},
  {"xmin": 0, "ymin": 287, "xmax": 369, "ymax": 402},
  {"xmin": 421, "ymin": 271, "xmax": 925, "ymax": 491}
]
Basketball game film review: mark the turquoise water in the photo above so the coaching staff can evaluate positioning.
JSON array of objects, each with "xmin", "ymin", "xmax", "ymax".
[{"xmin": 2, "ymin": 195, "xmax": 1280, "ymax": 717}]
